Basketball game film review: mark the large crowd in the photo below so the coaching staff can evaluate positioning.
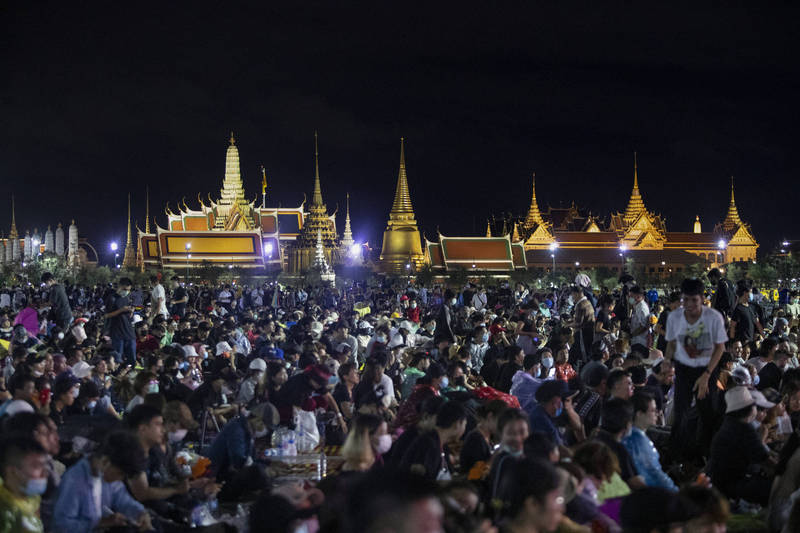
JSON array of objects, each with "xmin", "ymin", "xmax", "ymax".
[{"xmin": 0, "ymin": 268, "xmax": 799, "ymax": 533}]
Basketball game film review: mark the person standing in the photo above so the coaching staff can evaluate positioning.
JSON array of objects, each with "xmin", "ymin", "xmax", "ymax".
[
  {"xmin": 42, "ymin": 272, "xmax": 72, "ymax": 331},
  {"xmin": 149, "ymin": 276, "xmax": 168, "ymax": 320},
  {"xmin": 728, "ymin": 280, "xmax": 761, "ymax": 345},
  {"xmin": 568, "ymin": 285, "xmax": 595, "ymax": 365},
  {"xmin": 104, "ymin": 278, "xmax": 136, "ymax": 366},
  {"xmin": 665, "ymin": 278, "xmax": 727, "ymax": 459},
  {"xmin": 629, "ymin": 286, "xmax": 651, "ymax": 348},
  {"xmin": 170, "ymin": 276, "xmax": 188, "ymax": 318}
]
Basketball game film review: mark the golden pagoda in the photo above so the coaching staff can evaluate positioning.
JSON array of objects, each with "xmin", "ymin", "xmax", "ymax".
[
  {"xmin": 378, "ymin": 138, "xmax": 424, "ymax": 273},
  {"xmin": 215, "ymin": 132, "xmax": 255, "ymax": 230},
  {"xmin": 122, "ymin": 193, "xmax": 137, "ymax": 268},
  {"xmin": 287, "ymin": 132, "xmax": 340, "ymax": 273},
  {"xmin": 722, "ymin": 176, "xmax": 742, "ymax": 232},
  {"xmin": 522, "ymin": 173, "xmax": 545, "ymax": 229}
]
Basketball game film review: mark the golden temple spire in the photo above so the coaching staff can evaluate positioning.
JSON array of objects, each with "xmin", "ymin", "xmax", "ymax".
[
  {"xmin": 145, "ymin": 186, "xmax": 151, "ymax": 234},
  {"xmin": 229, "ymin": 131, "xmax": 236, "ymax": 145},
  {"xmin": 312, "ymin": 131, "xmax": 324, "ymax": 206},
  {"xmin": 122, "ymin": 193, "xmax": 137, "ymax": 268},
  {"xmin": 512, "ymin": 222, "xmax": 521, "ymax": 242},
  {"xmin": 486, "ymin": 219, "xmax": 492, "ymax": 238},
  {"xmin": 390, "ymin": 137, "xmax": 415, "ymax": 218},
  {"xmin": 341, "ymin": 193, "xmax": 355, "ymax": 248},
  {"xmin": 623, "ymin": 151, "xmax": 646, "ymax": 225},
  {"xmin": 523, "ymin": 172, "xmax": 545, "ymax": 228},
  {"xmin": 9, "ymin": 195, "xmax": 17, "ymax": 238},
  {"xmin": 723, "ymin": 176, "xmax": 742, "ymax": 231},
  {"xmin": 694, "ymin": 215, "xmax": 702, "ymax": 233}
]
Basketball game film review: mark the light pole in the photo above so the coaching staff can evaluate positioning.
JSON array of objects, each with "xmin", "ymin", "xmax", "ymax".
[
  {"xmin": 619, "ymin": 244, "xmax": 627, "ymax": 272},
  {"xmin": 549, "ymin": 242, "xmax": 559, "ymax": 285},
  {"xmin": 110, "ymin": 242, "xmax": 118, "ymax": 268},
  {"xmin": 185, "ymin": 242, "xmax": 192, "ymax": 282},
  {"xmin": 717, "ymin": 239, "xmax": 726, "ymax": 266}
]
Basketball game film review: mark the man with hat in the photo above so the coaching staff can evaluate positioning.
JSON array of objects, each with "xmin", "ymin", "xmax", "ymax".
[
  {"xmin": 706, "ymin": 386, "xmax": 772, "ymax": 505},
  {"xmin": 528, "ymin": 379, "xmax": 583, "ymax": 447}
]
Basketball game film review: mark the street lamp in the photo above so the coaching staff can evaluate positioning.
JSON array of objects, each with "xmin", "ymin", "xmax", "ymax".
[
  {"xmin": 31, "ymin": 238, "xmax": 40, "ymax": 261},
  {"xmin": 548, "ymin": 242, "xmax": 559, "ymax": 284},
  {"xmin": 185, "ymin": 242, "xmax": 192, "ymax": 282},
  {"xmin": 619, "ymin": 244, "xmax": 627, "ymax": 271},
  {"xmin": 717, "ymin": 239, "xmax": 726, "ymax": 265},
  {"xmin": 110, "ymin": 242, "xmax": 119, "ymax": 267}
]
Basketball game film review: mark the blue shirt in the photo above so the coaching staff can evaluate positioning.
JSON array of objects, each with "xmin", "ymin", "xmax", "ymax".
[
  {"xmin": 529, "ymin": 404, "xmax": 562, "ymax": 446},
  {"xmin": 622, "ymin": 427, "xmax": 678, "ymax": 491},
  {"xmin": 206, "ymin": 416, "xmax": 253, "ymax": 476},
  {"xmin": 52, "ymin": 457, "xmax": 144, "ymax": 533}
]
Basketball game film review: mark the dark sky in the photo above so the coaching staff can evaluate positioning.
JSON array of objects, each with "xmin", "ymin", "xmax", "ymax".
[{"xmin": 3, "ymin": 3, "xmax": 799, "ymax": 262}]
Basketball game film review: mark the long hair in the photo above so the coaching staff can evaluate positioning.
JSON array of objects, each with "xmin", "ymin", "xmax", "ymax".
[{"xmin": 341, "ymin": 414, "xmax": 383, "ymax": 471}]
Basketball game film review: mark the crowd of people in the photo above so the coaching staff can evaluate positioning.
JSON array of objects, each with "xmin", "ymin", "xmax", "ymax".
[{"xmin": 0, "ymin": 267, "xmax": 799, "ymax": 533}]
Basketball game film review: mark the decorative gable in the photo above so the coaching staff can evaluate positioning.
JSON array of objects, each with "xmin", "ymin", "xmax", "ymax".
[{"xmin": 523, "ymin": 223, "xmax": 556, "ymax": 250}]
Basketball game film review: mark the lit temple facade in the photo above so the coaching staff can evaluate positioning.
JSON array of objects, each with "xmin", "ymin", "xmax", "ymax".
[
  {"xmin": 138, "ymin": 133, "xmax": 346, "ymax": 273},
  {"xmin": 378, "ymin": 153, "xmax": 758, "ymax": 275}
]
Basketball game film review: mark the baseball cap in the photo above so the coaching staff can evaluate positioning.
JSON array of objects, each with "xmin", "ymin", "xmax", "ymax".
[
  {"xmin": 249, "ymin": 358, "xmax": 267, "ymax": 372},
  {"xmin": 725, "ymin": 386, "xmax": 755, "ymax": 413}
]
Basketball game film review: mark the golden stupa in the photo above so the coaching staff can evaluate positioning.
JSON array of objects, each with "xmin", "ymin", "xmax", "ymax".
[{"xmin": 378, "ymin": 138, "xmax": 424, "ymax": 273}]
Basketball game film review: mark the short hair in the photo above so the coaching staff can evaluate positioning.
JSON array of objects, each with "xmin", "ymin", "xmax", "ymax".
[
  {"xmin": 126, "ymin": 404, "xmax": 163, "ymax": 430},
  {"xmin": 523, "ymin": 352, "xmax": 541, "ymax": 371},
  {"xmin": 631, "ymin": 390, "xmax": 655, "ymax": 415},
  {"xmin": 118, "ymin": 277, "xmax": 133, "ymax": 288},
  {"xmin": 668, "ymin": 291, "xmax": 681, "ymax": 303},
  {"xmin": 629, "ymin": 285, "xmax": 644, "ymax": 296},
  {"xmin": 681, "ymin": 278, "xmax": 704, "ymax": 296},
  {"xmin": 606, "ymin": 369, "xmax": 630, "ymax": 392},
  {"xmin": 476, "ymin": 399, "xmax": 508, "ymax": 420},
  {"xmin": 600, "ymin": 398, "xmax": 634, "ymax": 433},
  {"xmin": 3, "ymin": 412, "xmax": 51, "ymax": 438},
  {"xmin": 41, "ymin": 272, "xmax": 54, "ymax": 283},
  {"xmin": 149, "ymin": 275, "xmax": 159, "ymax": 283},
  {"xmin": 629, "ymin": 365, "xmax": 647, "ymax": 386},
  {"xmin": 418, "ymin": 395, "xmax": 446, "ymax": 417},
  {"xmin": 496, "ymin": 458, "xmax": 561, "ymax": 520},
  {"xmin": 0, "ymin": 436, "xmax": 45, "ymax": 473},
  {"xmin": 337, "ymin": 362, "xmax": 356, "ymax": 380},
  {"xmin": 8, "ymin": 372, "xmax": 34, "ymax": 395},
  {"xmin": 496, "ymin": 408, "xmax": 529, "ymax": 435},
  {"xmin": 569, "ymin": 285, "xmax": 583, "ymax": 294},
  {"xmin": 95, "ymin": 430, "xmax": 147, "ymax": 477},
  {"xmin": 523, "ymin": 431, "xmax": 557, "ymax": 460},
  {"xmin": 435, "ymin": 401, "xmax": 467, "ymax": 429},
  {"xmin": 707, "ymin": 268, "xmax": 721, "ymax": 279}
]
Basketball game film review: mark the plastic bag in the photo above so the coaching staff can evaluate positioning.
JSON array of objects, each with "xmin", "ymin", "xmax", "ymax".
[{"xmin": 293, "ymin": 407, "xmax": 320, "ymax": 452}]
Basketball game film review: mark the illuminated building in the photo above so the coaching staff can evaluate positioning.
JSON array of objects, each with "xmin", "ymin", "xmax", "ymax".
[
  {"xmin": 378, "ymin": 138, "xmax": 425, "ymax": 273},
  {"xmin": 138, "ymin": 133, "xmax": 309, "ymax": 271}
]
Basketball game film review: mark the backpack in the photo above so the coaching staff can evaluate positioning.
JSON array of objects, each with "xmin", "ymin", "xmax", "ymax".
[{"xmin": 715, "ymin": 279, "xmax": 737, "ymax": 316}]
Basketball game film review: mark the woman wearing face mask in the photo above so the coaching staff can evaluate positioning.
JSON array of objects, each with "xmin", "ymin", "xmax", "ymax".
[
  {"xmin": 237, "ymin": 358, "xmax": 267, "ymax": 406},
  {"xmin": 366, "ymin": 324, "xmax": 391, "ymax": 359},
  {"xmin": 341, "ymin": 414, "xmax": 391, "ymax": 472},
  {"xmin": 126, "ymin": 371, "xmax": 158, "ymax": 412},
  {"xmin": 489, "ymin": 408, "xmax": 531, "ymax": 500},
  {"xmin": 553, "ymin": 345, "xmax": 576, "ymax": 382},
  {"xmin": 68, "ymin": 380, "xmax": 101, "ymax": 416},
  {"xmin": 539, "ymin": 347, "xmax": 555, "ymax": 379}
]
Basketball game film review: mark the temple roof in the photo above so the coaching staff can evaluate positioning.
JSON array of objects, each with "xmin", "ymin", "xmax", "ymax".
[
  {"xmin": 623, "ymin": 152, "xmax": 646, "ymax": 225},
  {"xmin": 722, "ymin": 177, "xmax": 742, "ymax": 232},
  {"xmin": 389, "ymin": 138, "xmax": 416, "ymax": 218},
  {"xmin": 427, "ymin": 234, "xmax": 526, "ymax": 271},
  {"xmin": 523, "ymin": 173, "xmax": 545, "ymax": 228}
]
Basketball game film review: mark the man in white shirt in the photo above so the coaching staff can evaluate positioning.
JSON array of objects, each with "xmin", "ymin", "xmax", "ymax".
[
  {"xmin": 629, "ymin": 286, "xmax": 651, "ymax": 348},
  {"xmin": 665, "ymin": 278, "xmax": 727, "ymax": 459},
  {"xmin": 471, "ymin": 288, "xmax": 488, "ymax": 311},
  {"xmin": 149, "ymin": 276, "xmax": 168, "ymax": 319}
]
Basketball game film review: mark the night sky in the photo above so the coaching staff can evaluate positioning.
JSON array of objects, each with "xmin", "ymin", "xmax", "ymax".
[{"xmin": 3, "ymin": 3, "xmax": 799, "ymax": 263}]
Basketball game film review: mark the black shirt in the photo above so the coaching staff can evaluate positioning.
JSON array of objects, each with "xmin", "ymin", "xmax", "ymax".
[
  {"xmin": 106, "ymin": 292, "xmax": 135, "ymax": 340},
  {"xmin": 459, "ymin": 429, "xmax": 490, "ymax": 475},
  {"xmin": 757, "ymin": 362, "xmax": 783, "ymax": 392},
  {"xmin": 596, "ymin": 309, "xmax": 612, "ymax": 334},
  {"xmin": 399, "ymin": 430, "xmax": 451, "ymax": 481},
  {"xmin": 495, "ymin": 362, "xmax": 522, "ymax": 393},
  {"xmin": 655, "ymin": 309, "xmax": 671, "ymax": 352},
  {"xmin": 594, "ymin": 430, "xmax": 638, "ymax": 482},
  {"xmin": 172, "ymin": 286, "xmax": 187, "ymax": 317},
  {"xmin": 731, "ymin": 304, "xmax": 756, "ymax": 343},
  {"xmin": 707, "ymin": 416, "xmax": 768, "ymax": 492}
]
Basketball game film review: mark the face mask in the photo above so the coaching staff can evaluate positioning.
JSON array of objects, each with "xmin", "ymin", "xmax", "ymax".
[
  {"xmin": 179, "ymin": 361, "xmax": 190, "ymax": 372},
  {"xmin": 440, "ymin": 377, "xmax": 449, "ymax": 389},
  {"xmin": 119, "ymin": 290, "xmax": 130, "ymax": 297},
  {"xmin": 426, "ymin": 325, "xmax": 435, "ymax": 333},
  {"xmin": 22, "ymin": 476, "xmax": 48, "ymax": 496},
  {"xmin": 411, "ymin": 303, "xmax": 417, "ymax": 308},
  {"xmin": 375, "ymin": 434, "xmax": 392, "ymax": 455},
  {"xmin": 87, "ymin": 400, "xmax": 97, "ymax": 410},
  {"xmin": 328, "ymin": 375, "xmax": 340, "ymax": 386},
  {"xmin": 753, "ymin": 375, "xmax": 760, "ymax": 386},
  {"xmin": 541, "ymin": 357, "xmax": 554, "ymax": 368},
  {"xmin": 628, "ymin": 297, "xmax": 635, "ymax": 305},
  {"xmin": 502, "ymin": 445, "xmax": 523, "ymax": 458},
  {"xmin": 748, "ymin": 292, "xmax": 754, "ymax": 302},
  {"xmin": 555, "ymin": 405, "xmax": 563, "ymax": 417},
  {"xmin": 147, "ymin": 382, "xmax": 160, "ymax": 394},
  {"xmin": 168, "ymin": 429, "xmax": 188, "ymax": 443},
  {"xmin": 376, "ymin": 335, "xmax": 387, "ymax": 344},
  {"xmin": 450, "ymin": 298, "xmax": 457, "ymax": 306},
  {"xmin": 71, "ymin": 387, "xmax": 80, "ymax": 399},
  {"xmin": 481, "ymin": 333, "xmax": 490, "ymax": 343}
]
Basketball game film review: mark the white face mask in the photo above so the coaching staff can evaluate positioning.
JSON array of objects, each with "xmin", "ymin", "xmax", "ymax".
[
  {"xmin": 87, "ymin": 400, "xmax": 97, "ymax": 410},
  {"xmin": 375, "ymin": 434, "xmax": 392, "ymax": 455},
  {"xmin": 541, "ymin": 356, "xmax": 554, "ymax": 368},
  {"xmin": 168, "ymin": 429, "xmax": 188, "ymax": 443}
]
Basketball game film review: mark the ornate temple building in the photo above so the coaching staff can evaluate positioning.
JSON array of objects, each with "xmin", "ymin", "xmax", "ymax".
[
  {"xmin": 377, "ymin": 139, "xmax": 425, "ymax": 274},
  {"xmin": 138, "ymin": 133, "xmax": 343, "ymax": 273},
  {"xmin": 379, "ymin": 153, "xmax": 758, "ymax": 275},
  {"xmin": 0, "ymin": 196, "xmax": 94, "ymax": 267}
]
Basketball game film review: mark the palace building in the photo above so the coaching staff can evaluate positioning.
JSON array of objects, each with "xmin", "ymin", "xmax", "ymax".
[
  {"xmin": 385, "ymin": 153, "xmax": 758, "ymax": 275},
  {"xmin": 137, "ymin": 133, "xmax": 345, "ymax": 273}
]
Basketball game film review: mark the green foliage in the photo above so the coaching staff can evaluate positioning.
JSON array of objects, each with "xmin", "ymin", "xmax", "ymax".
[
  {"xmin": 447, "ymin": 266, "xmax": 468, "ymax": 287},
  {"xmin": 415, "ymin": 264, "xmax": 435, "ymax": 287},
  {"xmin": 196, "ymin": 260, "xmax": 224, "ymax": 285}
]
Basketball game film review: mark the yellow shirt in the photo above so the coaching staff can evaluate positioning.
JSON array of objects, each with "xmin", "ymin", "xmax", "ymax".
[{"xmin": 0, "ymin": 476, "xmax": 43, "ymax": 533}]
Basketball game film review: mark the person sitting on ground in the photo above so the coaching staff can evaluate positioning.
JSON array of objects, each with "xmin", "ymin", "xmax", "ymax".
[
  {"xmin": 52, "ymin": 430, "xmax": 152, "ymax": 532},
  {"xmin": 510, "ymin": 352, "xmax": 543, "ymax": 416},
  {"xmin": 622, "ymin": 390, "xmax": 678, "ymax": 491},
  {"xmin": 398, "ymin": 401, "xmax": 467, "ymax": 481},
  {"xmin": 493, "ymin": 457, "xmax": 566, "ymax": 533},
  {"xmin": 592, "ymin": 398, "xmax": 646, "ymax": 490},
  {"xmin": 341, "ymin": 414, "xmax": 391, "ymax": 472},
  {"xmin": 0, "ymin": 436, "xmax": 48, "ymax": 533}
]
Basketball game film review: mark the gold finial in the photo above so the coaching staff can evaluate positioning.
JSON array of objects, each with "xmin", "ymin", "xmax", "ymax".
[
  {"xmin": 486, "ymin": 220, "xmax": 492, "ymax": 238},
  {"xmin": 523, "ymin": 172, "xmax": 544, "ymax": 228},
  {"xmin": 229, "ymin": 131, "xmax": 236, "ymax": 145},
  {"xmin": 145, "ymin": 186, "xmax": 151, "ymax": 234},
  {"xmin": 312, "ymin": 132, "xmax": 324, "ymax": 206},
  {"xmin": 261, "ymin": 165, "xmax": 268, "ymax": 195},
  {"xmin": 633, "ymin": 151, "xmax": 639, "ymax": 189},
  {"xmin": 390, "ymin": 137, "xmax": 415, "ymax": 217},
  {"xmin": 623, "ymin": 152, "xmax": 646, "ymax": 225},
  {"xmin": 723, "ymin": 175, "xmax": 742, "ymax": 230}
]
